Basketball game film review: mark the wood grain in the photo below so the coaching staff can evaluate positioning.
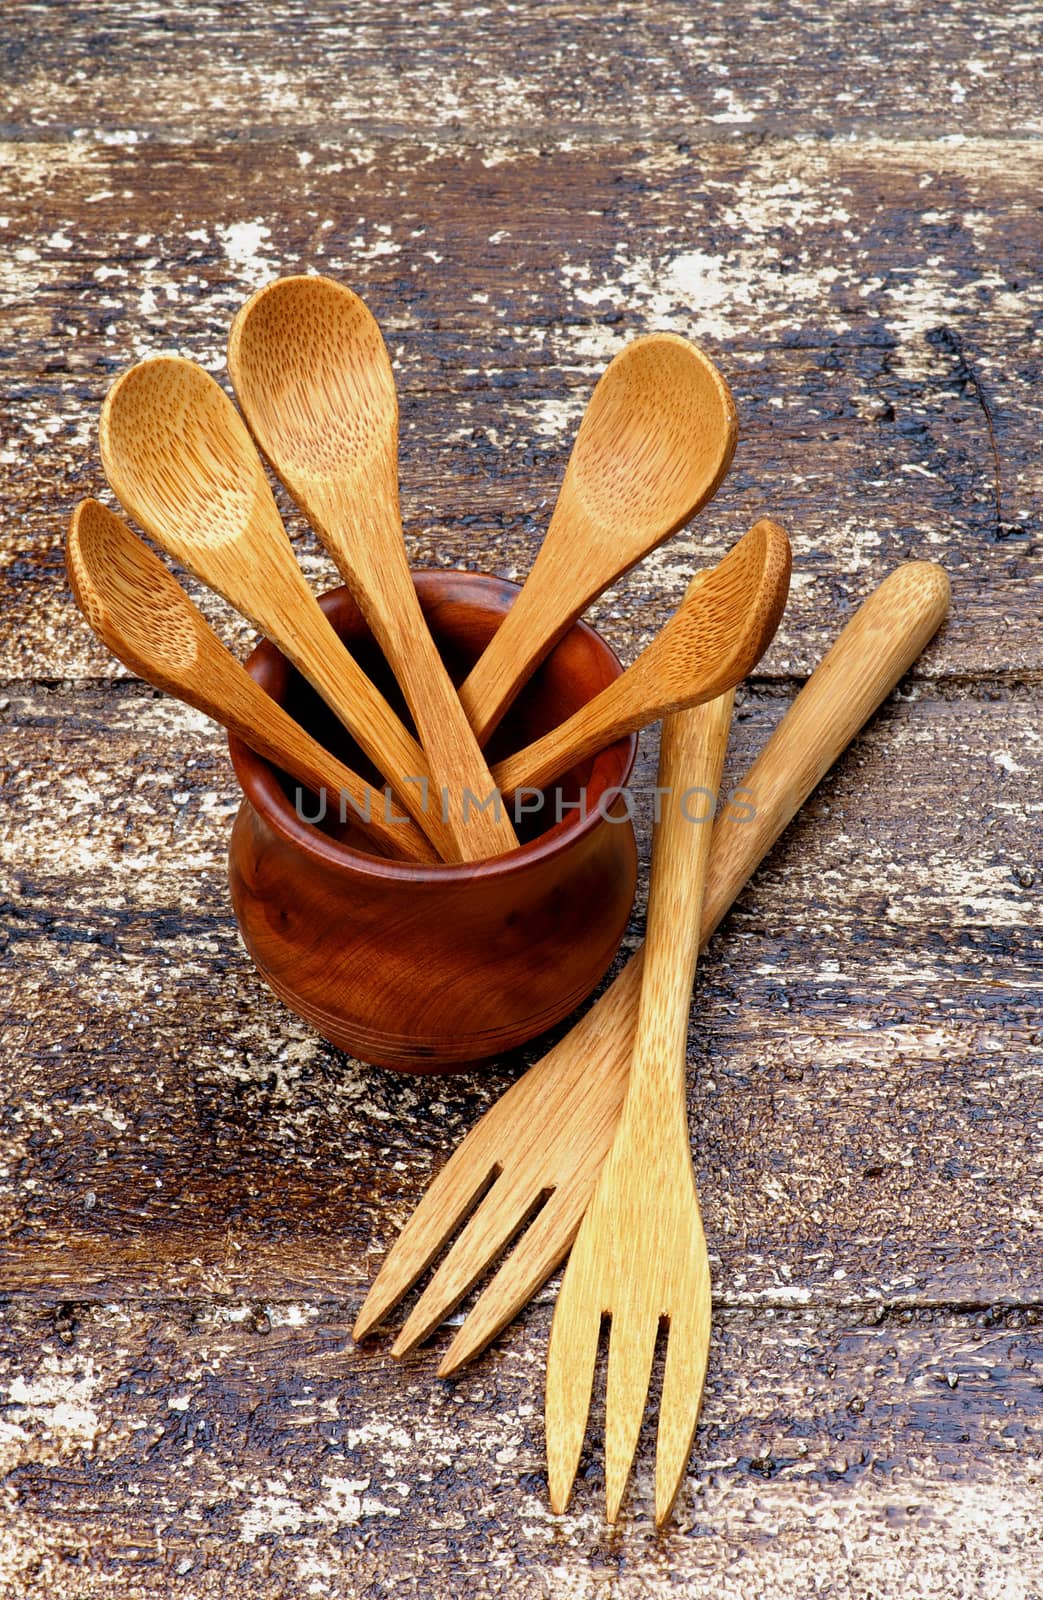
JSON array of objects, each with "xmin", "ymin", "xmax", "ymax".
[
  {"xmin": 227, "ymin": 274, "xmax": 519, "ymax": 858},
  {"xmin": 1, "ymin": 137, "xmax": 1039, "ymax": 682},
  {"xmin": 0, "ymin": 1299, "xmax": 1037, "ymax": 1598},
  {"xmin": 3, "ymin": 1, "xmax": 1039, "ymax": 139},
  {"xmin": 1, "ymin": 0, "xmax": 1040, "ymax": 1589},
  {"xmin": 1, "ymin": 684, "xmax": 1037, "ymax": 1308}
]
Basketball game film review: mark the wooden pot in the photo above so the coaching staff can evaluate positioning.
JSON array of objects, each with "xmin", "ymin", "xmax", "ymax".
[{"xmin": 227, "ymin": 571, "xmax": 638, "ymax": 1073}]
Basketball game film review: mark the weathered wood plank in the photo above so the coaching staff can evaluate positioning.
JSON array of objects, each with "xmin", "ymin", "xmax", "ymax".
[
  {"xmin": 2, "ymin": 138, "xmax": 1040, "ymax": 679},
  {"xmin": 0, "ymin": 1299, "xmax": 1038, "ymax": 1597},
  {"xmin": 2, "ymin": 685, "xmax": 1038, "ymax": 1311},
  {"xmin": 3, "ymin": 0, "xmax": 1041, "ymax": 141},
  {"xmin": 1, "ymin": 4, "xmax": 1039, "ymax": 1592}
]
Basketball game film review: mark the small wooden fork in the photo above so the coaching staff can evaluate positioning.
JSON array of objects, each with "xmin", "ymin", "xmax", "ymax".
[
  {"xmin": 545, "ymin": 690, "xmax": 732, "ymax": 1526},
  {"xmin": 353, "ymin": 563, "xmax": 951, "ymax": 1381}
]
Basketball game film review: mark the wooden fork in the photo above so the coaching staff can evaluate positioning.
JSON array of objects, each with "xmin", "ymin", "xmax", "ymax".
[
  {"xmin": 545, "ymin": 689, "xmax": 731, "ymax": 1526},
  {"xmin": 353, "ymin": 562, "xmax": 951, "ymax": 1374}
]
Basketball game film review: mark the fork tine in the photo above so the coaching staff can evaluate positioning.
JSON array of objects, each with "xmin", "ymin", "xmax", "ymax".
[
  {"xmin": 437, "ymin": 1178, "xmax": 592, "ymax": 1376},
  {"xmin": 390, "ymin": 1167, "xmax": 539, "ymax": 1359},
  {"xmin": 394, "ymin": 1059, "xmax": 628, "ymax": 1365},
  {"xmin": 545, "ymin": 1276, "xmax": 603, "ymax": 1515},
  {"xmin": 352, "ymin": 1150, "xmax": 500, "ymax": 1342},
  {"xmin": 655, "ymin": 1281, "xmax": 712, "ymax": 1528},
  {"xmin": 354, "ymin": 1042, "xmax": 602, "ymax": 1344},
  {"xmin": 604, "ymin": 1302, "xmax": 661, "ymax": 1523}
]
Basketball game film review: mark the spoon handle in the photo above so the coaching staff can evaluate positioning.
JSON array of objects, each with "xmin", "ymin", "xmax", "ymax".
[
  {"xmin": 210, "ymin": 658, "xmax": 437, "ymax": 863},
  {"xmin": 65, "ymin": 502, "xmax": 436, "ymax": 864},
  {"xmin": 456, "ymin": 545, "xmax": 577, "ymax": 747},
  {"xmin": 149, "ymin": 524, "xmax": 450, "ymax": 854},
  {"xmin": 492, "ymin": 519, "xmax": 791, "ymax": 796},
  {"xmin": 314, "ymin": 509, "xmax": 521, "ymax": 862}
]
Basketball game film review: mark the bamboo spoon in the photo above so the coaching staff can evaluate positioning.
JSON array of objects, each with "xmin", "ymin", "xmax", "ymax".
[
  {"xmin": 494, "ymin": 518, "xmax": 790, "ymax": 798},
  {"xmin": 227, "ymin": 274, "xmax": 519, "ymax": 860},
  {"xmin": 98, "ymin": 356, "xmax": 460, "ymax": 858},
  {"xmin": 66, "ymin": 499, "xmax": 436, "ymax": 865},
  {"xmin": 353, "ymin": 562, "xmax": 952, "ymax": 1373},
  {"xmin": 457, "ymin": 332, "xmax": 739, "ymax": 745},
  {"xmin": 546, "ymin": 690, "xmax": 732, "ymax": 1527}
]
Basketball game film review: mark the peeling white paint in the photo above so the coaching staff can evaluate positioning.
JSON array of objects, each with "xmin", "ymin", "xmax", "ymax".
[
  {"xmin": 216, "ymin": 219, "xmax": 275, "ymax": 284},
  {"xmin": 2, "ymin": 1358, "xmax": 101, "ymax": 1462}
]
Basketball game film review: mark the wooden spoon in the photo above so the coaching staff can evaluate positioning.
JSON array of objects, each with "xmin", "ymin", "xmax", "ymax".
[
  {"xmin": 457, "ymin": 332, "xmax": 739, "ymax": 745},
  {"xmin": 493, "ymin": 517, "xmax": 790, "ymax": 798},
  {"xmin": 98, "ymin": 355, "xmax": 466, "ymax": 860},
  {"xmin": 66, "ymin": 499, "xmax": 437, "ymax": 865},
  {"xmin": 227, "ymin": 274, "xmax": 519, "ymax": 860}
]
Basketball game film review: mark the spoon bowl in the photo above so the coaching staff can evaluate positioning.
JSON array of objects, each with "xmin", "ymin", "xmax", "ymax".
[
  {"xmin": 97, "ymin": 355, "xmax": 476, "ymax": 858},
  {"xmin": 65, "ymin": 498, "xmax": 436, "ymax": 864},
  {"xmin": 493, "ymin": 517, "xmax": 791, "ymax": 798},
  {"xmin": 228, "ymin": 274, "xmax": 396, "ymax": 532},
  {"xmin": 228, "ymin": 274, "xmax": 519, "ymax": 860},
  {"xmin": 458, "ymin": 332, "xmax": 739, "ymax": 743}
]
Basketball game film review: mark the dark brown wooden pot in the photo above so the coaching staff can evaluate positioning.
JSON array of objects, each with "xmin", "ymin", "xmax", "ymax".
[{"xmin": 227, "ymin": 571, "xmax": 638, "ymax": 1073}]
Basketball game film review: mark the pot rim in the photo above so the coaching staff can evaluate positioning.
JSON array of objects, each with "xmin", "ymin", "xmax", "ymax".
[{"xmin": 228, "ymin": 569, "xmax": 639, "ymax": 885}]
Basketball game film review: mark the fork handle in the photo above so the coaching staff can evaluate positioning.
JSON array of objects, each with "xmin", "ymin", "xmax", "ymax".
[
  {"xmin": 623, "ymin": 562, "xmax": 951, "ymax": 1006},
  {"xmin": 628, "ymin": 692, "xmax": 735, "ymax": 1113},
  {"xmin": 701, "ymin": 560, "xmax": 951, "ymax": 940},
  {"xmin": 586, "ymin": 561, "xmax": 952, "ymax": 1039}
]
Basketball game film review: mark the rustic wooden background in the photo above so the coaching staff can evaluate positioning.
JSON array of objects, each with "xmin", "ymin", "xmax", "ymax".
[{"xmin": 1, "ymin": 3, "xmax": 1040, "ymax": 1596}]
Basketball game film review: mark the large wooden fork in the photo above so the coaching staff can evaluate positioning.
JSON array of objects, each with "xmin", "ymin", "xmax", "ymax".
[
  {"xmin": 545, "ymin": 689, "xmax": 731, "ymax": 1526},
  {"xmin": 353, "ymin": 562, "xmax": 951, "ymax": 1371}
]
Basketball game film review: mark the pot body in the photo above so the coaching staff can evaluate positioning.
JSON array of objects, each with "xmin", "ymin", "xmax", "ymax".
[{"xmin": 228, "ymin": 571, "xmax": 638, "ymax": 1073}]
